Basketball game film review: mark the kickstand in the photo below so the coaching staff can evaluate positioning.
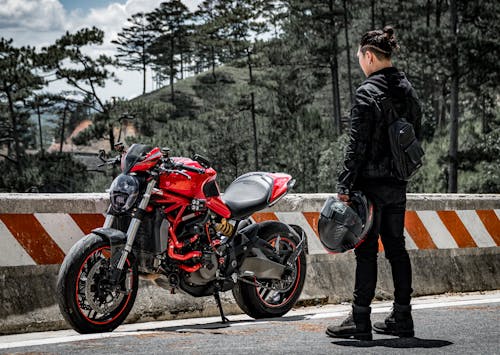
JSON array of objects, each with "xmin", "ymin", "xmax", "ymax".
[{"xmin": 213, "ymin": 291, "xmax": 229, "ymax": 324}]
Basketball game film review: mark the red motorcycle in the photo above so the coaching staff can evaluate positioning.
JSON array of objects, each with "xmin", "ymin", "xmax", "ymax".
[{"xmin": 57, "ymin": 144, "xmax": 307, "ymax": 333}]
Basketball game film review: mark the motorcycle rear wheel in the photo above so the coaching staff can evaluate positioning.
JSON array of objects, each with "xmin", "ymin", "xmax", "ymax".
[
  {"xmin": 232, "ymin": 224, "xmax": 306, "ymax": 319},
  {"xmin": 57, "ymin": 234, "xmax": 138, "ymax": 333}
]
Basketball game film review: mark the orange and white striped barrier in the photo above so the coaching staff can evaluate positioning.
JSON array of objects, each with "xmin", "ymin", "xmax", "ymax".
[{"xmin": 0, "ymin": 209, "xmax": 499, "ymax": 266}]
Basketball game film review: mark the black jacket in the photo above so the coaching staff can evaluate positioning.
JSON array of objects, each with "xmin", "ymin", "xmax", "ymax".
[{"xmin": 337, "ymin": 67, "xmax": 422, "ymax": 194}]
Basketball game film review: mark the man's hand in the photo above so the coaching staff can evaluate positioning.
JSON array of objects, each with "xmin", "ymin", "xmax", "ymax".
[{"xmin": 338, "ymin": 193, "xmax": 350, "ymax": 202}]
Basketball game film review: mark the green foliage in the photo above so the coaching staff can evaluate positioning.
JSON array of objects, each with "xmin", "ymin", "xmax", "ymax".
[
  {"xmin": 1, "ymin": 0, "xmax": 499, "ymax": 194},
  {"xmin": 0, "ymin": 38, "xmax": 45, "ymax": 168},
  {"xmin": 112, "ymin": 12, "xmax": 154, "ymax": 94},
  {"xmin": 0, "ymin": 152, "xmax": 90, "ymax": 192}
]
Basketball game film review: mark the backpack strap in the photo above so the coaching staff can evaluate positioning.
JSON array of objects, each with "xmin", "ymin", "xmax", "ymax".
[{"xmin": 379, "ymin": 96, "xmax": 399, "ymax": 125}]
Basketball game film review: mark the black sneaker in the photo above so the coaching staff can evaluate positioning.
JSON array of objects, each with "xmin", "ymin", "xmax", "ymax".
[
  {"xmin": 373, "ymin": 303, "xmax": 414, "ymax": 337},
  {"xmin": 326, "ymin": 305, "xmax": 373, "ymax": 341}
]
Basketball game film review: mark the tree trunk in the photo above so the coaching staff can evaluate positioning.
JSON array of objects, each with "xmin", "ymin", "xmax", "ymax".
[
  {"xmin": 170, "ymin": 36, "xmax": 175, "ymax": 102},
  {"xmin": 436, "ymin": 0, "xmax": 442, "ymax": 28},
  {"xmin": 426, "ymin": 0, "xmax": 431, "ymax": 28},
  {"xmin": 330, "ymin": 61, "xmax": 341, "ymax": 136},
  {"xmin": 108, "ymin": 119, "xmax": 115, "ymax": 152},
  {"xmin": 142, "ymin": 59, "xmax": 146, "ymax": 95},
  {"xmin": 211, "ymin": 45, "xmax": 216, "ymax": 80},
  {"xmin": 36, "ymin": 105, "xmax": 44, "ymax": 155},
  {"xmin": 328, "ymin": 1, "xmax": 342, "ymax": 135},
  {"xmin": 448, "ymin": 0, "xmax": 459, "ymax": 193},
  {"xmin": 180, "ymin": 51, "xmax": 184, "ymax": 80},
  {"xmin": 371, "ymin": 0, "xmax": 375, "ymax": 29},
  {"xmin": 5, "ymin": 86, "xmax": 21, "ymax": 173},
  {"xmin": 439, "ymin": 88, "xmax": 447, "ymax": 131},
  {"xmin": 481, "ymin": 94, "xmax": 489, "ymax": 134},
  {"xmin": 250, "ymin": 92, "xmax": 258, "ymax": 170},
  {"xmin": 343, "ymin": 0, "xmax": 353, "ymax": 105},
  {"xmin": 247, "ymin": 51, "xmax": 258, "ymax": 170},
  {"xmin": 59, "ymin": 104, "xmax": 67, "ymax": 154}
]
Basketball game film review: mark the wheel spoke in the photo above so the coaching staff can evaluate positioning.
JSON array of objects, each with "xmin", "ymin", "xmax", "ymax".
[
  {"xmin": 253, "ymin": 235, "xmax": 301, "ymax": 307},
  {"xmin": 76, "ymin": 246, "xmax": 134, "ymax": 324},
  {"xmin": 260, "ymin": 288, "xmax": 272, "ymax": 301}
]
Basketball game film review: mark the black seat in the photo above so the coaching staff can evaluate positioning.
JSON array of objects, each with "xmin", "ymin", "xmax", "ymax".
[{"xmin": 222, "ymin": 172, "xmax": 273, "ymax": 219}]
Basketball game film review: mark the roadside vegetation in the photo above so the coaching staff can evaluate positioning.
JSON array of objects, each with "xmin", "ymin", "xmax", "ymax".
[{"xmin": 0, "ymin": 0, "xmax": 498, "ymax": 193}]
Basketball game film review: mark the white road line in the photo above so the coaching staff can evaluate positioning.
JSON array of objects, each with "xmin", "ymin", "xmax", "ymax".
[
  {"xmin": 0, "ymin": 331, "xmax": 155, "ymax": 350},
  {"xmin": 416, "ymin": 211, "xmax": 459, "ymax": 249},
  {"xmin": 306, "ymin": 297, "xmax": 500, "ymax": 319},
  {"xmin": 1, "ymin": 293, "xmax": 499, "ymax": 350},
  {"xmin": 456, "ymin": 210, "xmax": 496, "ymax": 247},
  {"xmin": 0, "ymin": 220, "xmax": 36, "ymax": 266}
]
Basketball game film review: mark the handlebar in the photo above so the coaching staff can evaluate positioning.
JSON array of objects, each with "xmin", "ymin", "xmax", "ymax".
[
  {"xmin": 175, "ymin": 163, "xmax": 205, "ymax": 174},
  {"xmin": 97, "ymin": 155, "xmax": 121, "ymax": 168}
]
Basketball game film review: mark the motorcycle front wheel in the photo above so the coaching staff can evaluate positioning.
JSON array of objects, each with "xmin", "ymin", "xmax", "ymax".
[
  {"xmin": 56, "ymin": 234, "xmax": 138, "ymax": 333},
  {"xmin": 232, "ymin": 223, "xmax": 307, "ymax": 319}
]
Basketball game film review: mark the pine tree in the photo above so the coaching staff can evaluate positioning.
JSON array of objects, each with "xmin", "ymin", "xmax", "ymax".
[
  {"xmin": 212, "ymin": 0, "xmax": 268, "ymax": 170},
  {"xmin": 147, "ymin": 0, "xmax": 192, "ymax": 102},
  {"xmin": 193, "ymin": 0, "xmax": 227, "ymax": 78},
  {"xmin": 112, "ymin": 13, "xmax": 154, "ymax": 95},
  {"xmin": 0, "ymin": 38, "xmax": 44, "ymax": 172},
  {"xmin": 286, "ymin": 0, "xmax": 345, "ymax": 135},
  {"xmin": 42, "ymin": 27, "xmax": 120, "ymax": 151}
]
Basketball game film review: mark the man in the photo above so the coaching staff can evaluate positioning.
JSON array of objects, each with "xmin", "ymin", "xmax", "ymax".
[{"xmin": 326, "ymin": 26, "xmax": 422, "ymax": 340}]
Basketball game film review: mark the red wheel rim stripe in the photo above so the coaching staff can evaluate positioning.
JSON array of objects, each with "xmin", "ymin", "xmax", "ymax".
[
  {"xmin": 256, "ymin": 237, "xmax": 301, "ymax": 308},
  {"xmin": 75, "ymin": 246, "xmax": 133, "ymax": 325}
]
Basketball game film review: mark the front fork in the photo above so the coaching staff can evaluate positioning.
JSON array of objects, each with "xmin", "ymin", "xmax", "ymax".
[{"xmin": 107, "ymin": 178, "xmax": 157, "ymax": 282}]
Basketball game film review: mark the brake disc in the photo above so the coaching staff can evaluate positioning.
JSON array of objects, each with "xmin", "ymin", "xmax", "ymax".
[{"xmin": 84, "ymin": 259, "xmax": 126, "ymax": 314}]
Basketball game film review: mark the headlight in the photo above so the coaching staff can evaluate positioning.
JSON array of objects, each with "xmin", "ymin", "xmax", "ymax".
[{"xmin": 109, "ymin": 174, "xmax": 140, "ymax": 213}]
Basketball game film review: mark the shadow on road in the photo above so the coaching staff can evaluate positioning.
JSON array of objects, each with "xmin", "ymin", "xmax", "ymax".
[
  {"xmin": 332, "ymin": 337, "xmax": 453, "ymax": 349},
  {"xmin": 145, "ymin": 315, "xmax": 308, "ymax": 333}
]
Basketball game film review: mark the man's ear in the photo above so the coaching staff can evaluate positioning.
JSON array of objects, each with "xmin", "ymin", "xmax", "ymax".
[{"xmin": 365, "ymin": 50, "xmax": 373, "ymax": 62}]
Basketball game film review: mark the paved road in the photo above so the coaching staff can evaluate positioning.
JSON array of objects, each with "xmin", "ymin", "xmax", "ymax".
[{"xmin": 1, "ymin": 291, "xmax": 499, "ymax": 355}]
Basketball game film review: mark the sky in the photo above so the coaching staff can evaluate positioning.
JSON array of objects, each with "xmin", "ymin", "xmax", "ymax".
[{"xmin": 0, "ymin": 0, "xmax": 202, "ymax": 100}]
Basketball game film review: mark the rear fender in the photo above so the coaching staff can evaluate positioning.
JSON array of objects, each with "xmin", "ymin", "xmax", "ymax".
[
  {"xmin": 256, "ymin": 221, "xmax": 307, "ymax": 256},
  {"xmin": 235, "ymin": 221, "xmax": 306, "ymax": 279},
  {"xmin": 237, "ymin": 220, "xmax": 306, "ymax": 259}
]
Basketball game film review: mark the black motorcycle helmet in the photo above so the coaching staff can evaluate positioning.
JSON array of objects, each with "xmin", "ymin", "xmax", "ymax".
[{"xmin": 318, "ymin": 191, "xmax": 374, "ymax": 253}]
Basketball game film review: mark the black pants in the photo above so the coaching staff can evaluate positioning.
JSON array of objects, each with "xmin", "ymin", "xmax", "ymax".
[{"xmin": 352, "ymin": 180, "xmax": 413, "ymax": 307}]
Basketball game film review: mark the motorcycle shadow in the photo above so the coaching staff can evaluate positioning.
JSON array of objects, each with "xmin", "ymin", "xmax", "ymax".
[
  {"xmin": 331, "ymin": 337, "xmax": 453, "ymax": 349},
  {"xmin": 146, "ymin": 314, "xmax": 308, "ymax": 334}
]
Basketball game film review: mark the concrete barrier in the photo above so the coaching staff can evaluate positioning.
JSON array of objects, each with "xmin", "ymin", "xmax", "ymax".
[{"xmin": 0, "ymin": 193, "xmax": 499, "ymax": 334}]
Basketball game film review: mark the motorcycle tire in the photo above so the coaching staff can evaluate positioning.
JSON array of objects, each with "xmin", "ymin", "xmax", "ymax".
[
  {"xmin": 57, "ymin": 233, "xmax": 138, "ymax": 334},
  {"xmin": 232, "ymin": 223, "xmax": 306, "ymax": 319}
]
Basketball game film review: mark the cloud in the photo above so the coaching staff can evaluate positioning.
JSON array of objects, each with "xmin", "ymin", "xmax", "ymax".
[
  {"xmin": 0, "ymin": 0, "xmax": 202, "ymax": 100},
  {"xmin": 0, "ymin": 0, "xmax": 66, "ymax": 31}
]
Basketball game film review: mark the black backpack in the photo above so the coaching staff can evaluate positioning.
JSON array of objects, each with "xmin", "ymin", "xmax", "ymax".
[{"xmin": 381, "ymin": 97, "xmax": 425, "ymax": 181}]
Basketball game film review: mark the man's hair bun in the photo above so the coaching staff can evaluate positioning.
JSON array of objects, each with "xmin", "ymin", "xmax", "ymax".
[
  {"xmin": 383, "ymin": 26, "xmax": 394, "ymax": 38},
  {"xmin": 360, "ymin": 26, "xmax": 399, "ymax": 58}
]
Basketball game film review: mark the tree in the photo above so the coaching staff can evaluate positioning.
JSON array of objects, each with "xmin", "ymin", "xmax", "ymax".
[
  {"xmin": 193, "ymin": 0, "xmax": 226, "ymax": 78},
  {"xmin": 0, "ymin": 151, "xmax": 90, "ymax": 193},
  {"xmin": 447, "ymin": 0, "xmax": 459, "ymax": 193},
  {"xmin": 0, "ymin": 38, "xmax": 44, "ymax": 172},
  {"xmin": 210, "ymin": 0, "xmax": 268, "ymax": 170},
  {"xmin": 42, "ymin": 27, "xmax": 121, "ymax": 151},
  {"xmin": 112, "ymin": 12, "xmax": 154, "ymax": 95},
  {"xmin": 147, "ymin": 0, "xmax": 192, "ymax": 102},
  {"xmin": 286, "ymin": 0, "xmax": 345, "ymax": 135}
]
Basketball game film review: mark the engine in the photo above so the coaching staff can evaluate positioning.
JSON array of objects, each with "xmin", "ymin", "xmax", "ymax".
[{"xmin": 173, "ymin": 213, "xmax": 236, "ymax": 286}]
